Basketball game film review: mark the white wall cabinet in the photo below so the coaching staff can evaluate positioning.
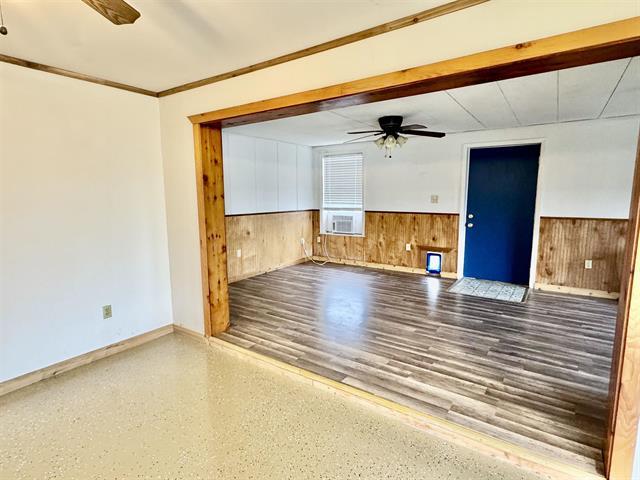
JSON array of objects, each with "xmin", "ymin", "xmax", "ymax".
[{"xmin": 223, "ymin": 132, "xmax": 320, "ymax": 214}]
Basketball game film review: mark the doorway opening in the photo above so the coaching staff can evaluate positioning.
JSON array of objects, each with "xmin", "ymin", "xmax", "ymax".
[{"xmin": 463, "ymin": 144, "xmax": 541, "ymax": 285}]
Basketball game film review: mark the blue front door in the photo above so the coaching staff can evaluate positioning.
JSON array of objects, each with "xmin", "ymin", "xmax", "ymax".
[{"xmin": 463, "ymin": 145, "xmax": 540, "ymax": 285}]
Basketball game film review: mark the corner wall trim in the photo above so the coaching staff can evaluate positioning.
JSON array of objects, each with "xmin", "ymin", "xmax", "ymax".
[{"xmin": 0, "ymin": 324, "xmax": 173, "ymax": 397}]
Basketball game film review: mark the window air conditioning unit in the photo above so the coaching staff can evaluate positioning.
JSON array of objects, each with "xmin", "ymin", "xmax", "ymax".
[{"xmin": 322, "ymin": 210, "xmax": 363, "ymax": 235}]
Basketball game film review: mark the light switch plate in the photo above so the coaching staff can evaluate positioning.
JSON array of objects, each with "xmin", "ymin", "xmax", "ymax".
[
  {"xmin": 236, "ymin": 249, "xmax": 242, "ymax": 258},
  {"xmin": 585, "ymin": 259, "xmax": 593, "ymax": 269},
  {"xmin": 102, "ymin": 305, "xmax": 112, "ymax": 319},
  {"xmin": 317, "ymin": 236, "xmax": 321, "ymax": 244},
  {"xmin": 405, "ymin": 243, "xmax": 411, "ymax": 251}
]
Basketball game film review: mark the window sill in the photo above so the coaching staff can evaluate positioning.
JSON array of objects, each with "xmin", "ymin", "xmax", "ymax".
[{"xmin": 320, "ymin": 232, "xmax": 365, "ymax": 238}]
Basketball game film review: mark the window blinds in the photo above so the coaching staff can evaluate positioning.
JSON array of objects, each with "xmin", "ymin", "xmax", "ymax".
[{"xmin": 322, "ymin": 153, "xmax": 364, "ymax": 210}]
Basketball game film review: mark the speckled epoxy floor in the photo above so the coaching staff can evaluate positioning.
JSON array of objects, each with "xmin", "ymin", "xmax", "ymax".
[{"xmin": 0, "ymin": 334, "xmax": 544, "ymax": 479}]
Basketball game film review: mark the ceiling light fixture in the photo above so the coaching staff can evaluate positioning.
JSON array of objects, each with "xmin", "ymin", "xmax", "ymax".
[
  {"xmin": 376, "ymin": 134, "xmax": 407, "ymax": 158},
  {"xmin": 346, "ymin": 116, "xmax": 445, "ymax": 158}
]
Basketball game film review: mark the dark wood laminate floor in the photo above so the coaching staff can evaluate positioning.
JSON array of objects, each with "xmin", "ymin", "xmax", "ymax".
[{"xmin": 223, "ymin": 262, "xmax": 616, "ymax": 474}]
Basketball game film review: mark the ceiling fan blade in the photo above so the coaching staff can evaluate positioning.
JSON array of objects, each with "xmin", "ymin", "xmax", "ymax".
[
  {"xmin": 399, "ymin": 124, "xmax": 427, "ymax": 130},
  {"xmin": 402, "ymin": 130, "xmax": 446, "ymax": 138},
  {"xmin": 347, "ymin": 130, "xmax": 383, "ymax": 134},
  {"xmin": 343, "ymin": 133, "xmax": 382, "ymax": 144},
  {"xmin": 81, "ymin": 0, "xmax": 141, "ymax": 25}
]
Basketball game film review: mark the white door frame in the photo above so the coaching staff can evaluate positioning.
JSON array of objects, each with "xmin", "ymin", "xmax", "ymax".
[{"xmin": 456, "ymin": 138, "xmax": 546, "ymax": 288}]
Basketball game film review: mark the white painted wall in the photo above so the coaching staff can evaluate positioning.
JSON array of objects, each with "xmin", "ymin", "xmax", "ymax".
[
  {"xmin": 222, "ymin": 132, "xmax": 317, "ymax": 214},
  {"xmin": 0, "ymin": 63, "xmax": 173, "ymax": 382},
  {"xmin": 313, "ymin": 117, "xmax": 640, "ymax": 219},
  {"xmin": 158, "ymin": 1, "xmax": 638, "ymax": 333}
]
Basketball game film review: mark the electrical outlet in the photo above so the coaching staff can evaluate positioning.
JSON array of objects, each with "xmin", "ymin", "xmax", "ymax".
[
  {"xmin": 236, "ymin": 249, "xmax": 242, "ymax": 258},
  {"xmin": 316, "ymin": 236, "xmax": 321, "ymax": 244},
  {"xmin": 585, "ymin": 259, "xmax": 593, "ymax": 269},
  {"xmin": 430, "ymin": 194, "xmax": 439, "ymax": 204},
  {"xmin": 405, "ymin": 243, "xmax": 411, "ymax": 251},
  {"xmin": 102, "ymin": 305, "xmax": 112, "ymax": 320}
]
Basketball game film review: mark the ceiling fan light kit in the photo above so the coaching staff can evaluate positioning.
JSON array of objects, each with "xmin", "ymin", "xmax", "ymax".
[{"xmin": 347, "ymin": 115, "xmax": 445, "ymax": 158}]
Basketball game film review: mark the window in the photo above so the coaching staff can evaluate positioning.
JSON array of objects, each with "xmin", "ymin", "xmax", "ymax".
[{"xmin": 321, "ymin": 153, "xmax": 364, "ymax": 235}]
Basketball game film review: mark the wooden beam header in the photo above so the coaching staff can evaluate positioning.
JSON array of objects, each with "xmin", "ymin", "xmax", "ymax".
[{"xmin": 188, "ymin": 17, "xmax": 640, "ymax": 127}]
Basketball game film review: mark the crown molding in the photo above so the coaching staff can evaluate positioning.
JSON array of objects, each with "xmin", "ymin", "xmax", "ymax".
[
  {"xmin": 0, "ymin": 53, "xmax": 158, "ymax": 97},
  {"xmin": 156, "ymin": 0, "xmax": 488, "ymax": 97},
  {"xmin": 0, "ymin": 0, "xmax": 488, "ymax": 99}
]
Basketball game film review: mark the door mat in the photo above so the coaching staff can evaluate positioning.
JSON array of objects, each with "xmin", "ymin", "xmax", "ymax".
[{"xmin": 448, "ymin": 277, "xmax": 528, "ymax": 303}]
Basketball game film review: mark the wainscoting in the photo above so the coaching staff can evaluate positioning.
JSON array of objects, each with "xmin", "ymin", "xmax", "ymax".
[
  {"xmin": 536, "ymin": 217, "xmax": 628, "ymax": 294},
  {"xmin": 225, "ymin": 211, "xmax": 313, "ymax": 283},
  {"xmin": 312, "ymin": 211, "xmax": 459, "ymax": 274},
  {"xmin": 225, "ymin": 211, "xmax": 628, "ymax": 295}
]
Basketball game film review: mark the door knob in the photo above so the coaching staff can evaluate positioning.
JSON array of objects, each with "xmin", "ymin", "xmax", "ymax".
[
  {"xmin": 468, "ymin": 213, "xmax": 474, "ymax": 219},
  {"xmin": 467, "ymin": 223, "xmax": 474, "ymax": 228}
]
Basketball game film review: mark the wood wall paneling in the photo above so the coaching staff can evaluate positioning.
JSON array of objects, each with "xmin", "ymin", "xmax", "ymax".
[
  {"xmin": 312, "ymin": 211, "xmax": 459, "ymax": 273},
  {"xmin": 226, "ymin": 211, "xmax": 313, "ymax": 283},
  {"xmin": 367, "ymin": 212, "xmax": 459, "ymax": 272},
  {"xmin": 536, "ymin": 217, "xmax": 628, "ymax": 293}
]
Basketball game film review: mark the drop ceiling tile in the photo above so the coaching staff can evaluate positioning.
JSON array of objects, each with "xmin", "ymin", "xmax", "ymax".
[
  {"xmin": 227, "ymin": 57, "xmax": 639, "ymax": 146},
  {"xmin": 447, "ymin": 82, "xmax": 520, "ymax": 129},
  {"xmin": 602, "ymin": 57, "xmax": 640, "ymax": 118},
  {"xmin": 498, "ymin": 71, "xmax": 557, "ymax": 126},
  {"xmin": 333, "ymin": 90, "xmax": 484, "ymax": 134},
  {"xmin": 559, "ymin": 59, "xmax": 630, "ymax": 121},
  {"xmin": 228, "ymin": 111, "xmax": 368, "ymax": 146}
]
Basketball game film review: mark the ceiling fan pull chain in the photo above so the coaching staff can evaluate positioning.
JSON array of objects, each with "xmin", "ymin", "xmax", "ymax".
[{"xmin": 0, "ymin": 0, "xmax": 8, "ymax": 36}]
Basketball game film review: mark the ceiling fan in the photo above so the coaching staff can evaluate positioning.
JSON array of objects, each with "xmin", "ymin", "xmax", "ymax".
[
  {"xmin": 81, "ymin": 0, "xmax": 141, "ymax": 25},
  {"xmin": 0, "ymin": 0, "xmax": 139, "ymax": 35},
  {"xmin": 346, "ymin": 115, "xmax": 445, "ymax": 157}
]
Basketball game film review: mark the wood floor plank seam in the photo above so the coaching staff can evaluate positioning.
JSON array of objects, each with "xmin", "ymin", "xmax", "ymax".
[
  {"xmin": 227, "ymin": 262, "xmax": 616, "ymax": 475},
  {"xmin": 208, "ymin": 335, "xmax": 607, "ymax": 480}
]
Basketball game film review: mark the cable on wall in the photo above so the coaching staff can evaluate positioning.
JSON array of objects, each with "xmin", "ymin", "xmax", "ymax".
[{"xmin": 302, "ymin": 235, "xmax": 335, "ymax": 266}]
